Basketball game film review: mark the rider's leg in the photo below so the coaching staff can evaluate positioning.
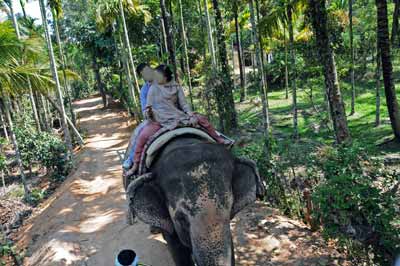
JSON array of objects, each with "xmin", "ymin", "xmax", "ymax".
[
  {"xmin": 195, "ymin": 114, "xmax": 230, "ymax": 144},
  {"xmin": 123, "ymin": 120, "xmax": 148, "ymax": 169},
  {"xmin": 131, "ymin": 121, "xmax": 161, "ymax": 170}
]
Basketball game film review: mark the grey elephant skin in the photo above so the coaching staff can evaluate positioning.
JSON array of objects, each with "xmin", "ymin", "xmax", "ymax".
[{"xmin": 127, "ymin": 136, "xmax": 265, "ymax": 266}]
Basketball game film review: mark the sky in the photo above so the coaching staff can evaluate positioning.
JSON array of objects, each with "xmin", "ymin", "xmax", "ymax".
[{"xmin": 0, "ymin": 0, "xmax": 42, "ymax": 23}]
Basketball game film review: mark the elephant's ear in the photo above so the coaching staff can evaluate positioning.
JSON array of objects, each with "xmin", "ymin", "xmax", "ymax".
[
  {"xmin": 231, "ymin": 158, "xmax": 266, "ymax": 218},
  {"xmin": 127, "ymin": 173, "xmax": 174, "ymax": 234}
]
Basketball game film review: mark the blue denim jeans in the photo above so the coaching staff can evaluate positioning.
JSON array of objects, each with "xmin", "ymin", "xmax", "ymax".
[{"xmin": 123, "ymin": 120, "xmax": 148, "ymax": 169}]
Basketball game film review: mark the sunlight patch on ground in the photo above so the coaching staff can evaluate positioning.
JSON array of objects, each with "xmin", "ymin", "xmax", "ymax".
[
  {"xmin": 70, "ymin": 175, "xmax": 117, "ymax": 197},
  {"xmin": 78, "ymin": 211, "xmax": 120, "ymax": 234},
  {"xmin": 27, "ymin": 239, "xmax": 84, "ymax": 266}
]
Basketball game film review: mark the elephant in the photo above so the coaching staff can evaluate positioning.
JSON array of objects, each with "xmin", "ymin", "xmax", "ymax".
[{"xmin": 127, "ymin": 136, "xmax": 265, "ymax": 266}]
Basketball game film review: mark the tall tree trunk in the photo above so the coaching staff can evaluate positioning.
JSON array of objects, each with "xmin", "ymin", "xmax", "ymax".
[
  {"xmin": 160, "ymin": 0, "xmax": 178, "ymax": 80},
  {"xmin": 28, "ymin": 83, "xmax": 41, "ymax": 132},
  {"xmin": 178, "ymin": 0, "xmax": 194, "ymax": 110},
  {"xmin": 116, "ymin": 26, "xmax": 139, "ymax": 116},
  {"xmin": 6, "ymin": 1, "xmax": 20, "ymax": 39},
  {"xmin": 349, "ymin": 0, "xmax": 356, "ymax": 115},
  {"xmin": 376, "ymin": 0, "xmax": 400, "ymax": 140},
  {"xmin": 197, "ymin": 0, "xmax": 212, "ymax": 119},
  {"xmin": 203, "ymin": 0, "xmax": 217, "ymax": 67},
  {"xmin": 234, "ymin": 0, "xmax": 246, "ymax": 102},
  {"xmin": 284, "ymin": 26, "xmax": 289, "ymax": 100},
  {"xmin": 42, "ymin": 93, "xmax": 85, "ymax": 146},
  {"xmin": 211, "ymin": 0, "xmax": 238, "ymax": 132},
  {"xmin": 287, "ymin": 6, "xmax": 298, "ymax": 139},
  {"xmin": 8, "ymin": 1, "xmax": 40, "ymax": 134},
  {"xmin": 1, "ymin": 93, "xmax": 29, "ymax": 198},
  {"xmin": 39, "ymin": 0, "xmax": 73, "ymax": 154},
  {"xmin": 40, "ymin": 94, "xmax": 50, "ymax": 131},
  {"xmin": 51, "ymin": 8, "xmax": 77, "ymax": 126},
  {"xmin": 91, "ymin": 52, "xmax": 108, "ymax": 108},
  {"xmin": 375, "ymin": 39, "xmax": 381, "ymax": 127},
  {"xmin": 0, "ymin": 102, "xmax": 9, "ymax": 141},
  {"xmin": 160, "ymin": 17, "xmax": 169, "ymax": 59},
  {"xmin": 249, "ymin": 0, "xmax": 270, "ymax": 152},
  {"xmin": 391, "ymin": 0, "xmax": 400, "ymax": 47},
  {"xmin": 119, "ymin": 0, "xmax": 140, "ymax": 114},
  {"xmin": 309, "ymin": 0, "xmax": 351, "ymax": 144},
  {"xmin": 19, "ymin": 0, "xmax": 27, "ymax": 19},
  {"xmin": 33, "ymin": 91, "xmax": 45, "ymax": 131}
]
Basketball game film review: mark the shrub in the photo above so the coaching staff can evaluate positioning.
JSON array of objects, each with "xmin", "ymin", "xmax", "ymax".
[
  {"xmin": 310, "ymin": 145, "xmax": 400, "ymax": 265},
  {"xmin": 14, "ymin": 116, "xmax": 70, "ymax": 179}
]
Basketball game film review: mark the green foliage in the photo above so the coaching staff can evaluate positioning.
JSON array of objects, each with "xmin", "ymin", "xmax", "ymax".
[
  {"xmin": 14, "ymin": 115, "xmax": 71, "ymax": 179},
  {"xmin": 29, "ymin": 188, "xmax": 46, "ymax": 206},
  {"xmin": 310, "ymin": 145, "xmax": 400, "ymax": 265}
]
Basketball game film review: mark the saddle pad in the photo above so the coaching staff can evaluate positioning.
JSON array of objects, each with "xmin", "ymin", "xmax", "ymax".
[{"xmin": 145, "ymin": 127, "xmax": 216, "ymax": 168}]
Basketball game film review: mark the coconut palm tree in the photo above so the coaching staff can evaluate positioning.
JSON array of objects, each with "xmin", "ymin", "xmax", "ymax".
[
  {"xmin": 349, "ymin": 0, "xmax": 356, "ymax": 115},
  {"xmin": 309, "ymin": 0, "xmax": 351, "ymax": 144},
  {"xmin": 260, "ymin": 0, "xmax": 306, "ymax": 139},
  {"xmin": 178, "ymin": 0, "xmax": 194, "ymax": 109},
  {"xmin": 0, "ymin": 22, "xmax": 56, "ymax": 199},
  {"xmin": 376, "ymin": 0, "xmax": 400, "ymax": 140},
  {"xmin": 160, "ymin": 0, "xmax": 178, "ymax": 79},
  {"xmin": 47, "ymin": 0, "xmax": 77, "ymax": 126},
  {"xmin": 392, "ymin": 0, "xmax": 400, "ymax": 47},
  {"xmin": 249, "ymin": 0, "xmax": 270, "ymax": 153},
  {"xmin": 95, "ymin": 0, "xmax": 150, "ymax": 115},
  {"xmin": 203, "ymin": 0, "xmax": 217, "ymax": 68},
  {"xmin": 211, "ymin": 0, "xmax": 238, "ymax": 132},
  {"xmin": 233, "ymin": 0, "xmax": 246, "ymax": 102},
  {"xmin": 38, "ymin": 0, "xmax": 73, "ymax": 154},
  {"xmin": 1, "ymin": 0, "xmax": 20, "ymax": 38}
]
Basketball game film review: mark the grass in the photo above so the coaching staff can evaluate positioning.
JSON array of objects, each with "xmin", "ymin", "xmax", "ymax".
[{"xmin": 233, "ymin": 75, "xmax": 399, "ymax": 157}]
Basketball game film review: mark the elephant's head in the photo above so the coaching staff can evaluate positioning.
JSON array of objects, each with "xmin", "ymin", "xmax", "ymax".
[
  {"xmin": 126, "ymin": 155, "xmax": 265, "ymax": 266},
  {"xmin": 127, "ymin": 157, "xmax": 264, "ymax": 230}
]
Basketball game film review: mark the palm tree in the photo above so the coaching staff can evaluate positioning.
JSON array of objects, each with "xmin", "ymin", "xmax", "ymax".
[
  {"xmin": 1, "ymin": 0, "xmax": 20, "ymax": 39},
  {"xmin": 19, "ymin": 0, "xmax": 27, "ymax": 19},
  {"xmin": 178, "ymin": 0, "xmax": 194, "ymax": 109},
  {"xmin": 349, "ymin": 0, "xmax": 356, "ymax": 115},
  {"xmin": 95, "ymin": 0, "xmax": 149, "ymax": 115},
  {"xmin": 249, "ymin": 0, "xmax": 270, "ymax": 152},
  {"xmin": 376, "ymin": 0, "xmax": 400, "ymax": 140},
  {"xmin": 392, "ymin": 0, "xmax": 400, "ymax": 47},
  {"xmin": 309, "ymin": 0, "xmax": 351, "ymax": 144},
  {"xmin": 375, "ymin": 37, "xmax": 381, "ymax": 127},
  {"xmin": 6, "ymin": 1, "xmax": 43, "ymax": 133},
  {"xmin": 211, "ymin": 0, "xmax": 238, "ymax": 132},
  {"xmin": 287, "ymin": 3, "xmax": 298, "ymax": 138},
  {"xmin": 38, "ymin": 0, "xmax": 73, "ymax": 154},
  {"xmin": 0, "ymin": 22, "xmax": 50, "ymax": 199},
  {"xmin": 233, "ymin": 0, "xmax": 246, "ymax": 102},
  {"xmin": 260, "ymin": 0, "xmax": 306, "ymax": 138},
  {"xmin": 0, "ymin": 106, "xmax": 9, "ymax": 141},
  {"xmin": 48, "ymin": 0, "xmax": 77, "ymax": 126},
  {"xmin": 119, "ymin": 0, "xmax": 140, "ymax": 108},
  {"xmin": 203, "ymin": 0, "xmax": 217, "ymax": 68},
  {"xmin": 160, "ymin": 0, "xmax": 178, "ymax": 79}
]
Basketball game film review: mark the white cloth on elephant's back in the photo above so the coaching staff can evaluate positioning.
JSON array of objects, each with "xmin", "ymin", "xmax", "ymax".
[
  {"xmin": 145, "ymin": 127, "xmax": 216, "ymax": 168},
  {"xmin": 146, "ymin": 81, "xmax": 192, "ymax": 130}
]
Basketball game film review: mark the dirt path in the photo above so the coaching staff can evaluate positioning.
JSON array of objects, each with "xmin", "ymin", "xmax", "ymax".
[
  {"xmin": 16, "ymin": 96, "xmax": 174, "ymax": 266},
  {"xmin": 15, "ymin": 96, "xmax": 349, "ymax": 266}
]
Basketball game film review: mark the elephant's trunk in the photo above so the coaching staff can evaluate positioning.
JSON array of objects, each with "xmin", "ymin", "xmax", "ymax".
[{"xmin": 189, "ymin": 203, "xmax": 234, "ymax": 266}]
